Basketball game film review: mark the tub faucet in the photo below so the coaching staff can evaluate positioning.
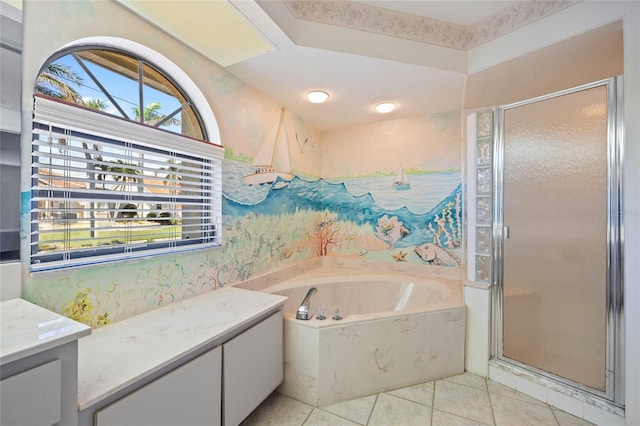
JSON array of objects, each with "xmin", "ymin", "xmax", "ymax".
[{"xmin": 296, "ymin": 287, "xmax": 317, "ymax": 320}]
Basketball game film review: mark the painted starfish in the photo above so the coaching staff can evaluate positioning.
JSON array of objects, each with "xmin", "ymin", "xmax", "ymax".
[{"xmin": 392, "ymin": 250, "xmax": 407, "ymax": 262}]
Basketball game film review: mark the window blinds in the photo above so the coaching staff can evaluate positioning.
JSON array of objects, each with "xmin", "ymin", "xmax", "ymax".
[{"xmin": 30, "ymin": 96, "xmax": 223, "ymax": 271}]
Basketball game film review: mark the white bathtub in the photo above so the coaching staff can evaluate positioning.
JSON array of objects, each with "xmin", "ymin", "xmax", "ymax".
[{"xmin": 263, "ymin": 270, "xmax": 465, "ymax": 407}]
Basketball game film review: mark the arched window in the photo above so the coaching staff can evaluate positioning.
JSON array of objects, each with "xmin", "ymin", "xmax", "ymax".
[
  {"xmin": 34, "ymin": 47, "xmax": 206, "ymax": 139},
  {"xmin": 30, "ymin": 46, "xmax": 223, "ymax": 271}
]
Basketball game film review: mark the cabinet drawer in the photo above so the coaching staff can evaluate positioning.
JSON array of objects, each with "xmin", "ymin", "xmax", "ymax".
[
  {"xmin": 95, "ymin": 346, "xmax": 222, "ymax": 426},
  {"xmin": 223, "ymin": 311, "xmax": 283, "ymax": 426},
  {"xmin": 1, "ymin": 359, "xmax": 62, "ymax": 426}
]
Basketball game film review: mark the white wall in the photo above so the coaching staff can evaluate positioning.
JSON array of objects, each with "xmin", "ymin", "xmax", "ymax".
[{"xmin": 622, "ymin": 3, "xmax": 640, "ymax": 425}]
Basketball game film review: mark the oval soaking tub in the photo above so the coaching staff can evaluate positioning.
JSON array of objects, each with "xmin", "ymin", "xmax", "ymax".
[{"xmin": 263, "ymin": 272, "xmax": 465, "ymax": 407}]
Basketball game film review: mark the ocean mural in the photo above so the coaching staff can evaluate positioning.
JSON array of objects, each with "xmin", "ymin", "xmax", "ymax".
[{"xmin": 223, "ymin": 158, "xmax": 462, "ymax": 265}]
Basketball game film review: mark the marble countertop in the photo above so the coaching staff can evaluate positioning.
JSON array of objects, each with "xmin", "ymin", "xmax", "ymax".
[
  {"xmin": 77, "ymin": 286, "xmax": 286, "ymax": 411},
  {"xmin": 1, "ymin": 298, "xmax": 92, "ymax": 366}
]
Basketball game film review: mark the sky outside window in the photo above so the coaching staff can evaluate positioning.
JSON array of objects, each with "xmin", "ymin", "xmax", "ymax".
[{"xmin": 49, "ymin": 51, "xmax": 183, "ymax": 134}]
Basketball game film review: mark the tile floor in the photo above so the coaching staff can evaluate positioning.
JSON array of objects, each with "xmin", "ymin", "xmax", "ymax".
[{"xmin": 241, "ymin": 372, "xmax": 594, "ymax": 426}]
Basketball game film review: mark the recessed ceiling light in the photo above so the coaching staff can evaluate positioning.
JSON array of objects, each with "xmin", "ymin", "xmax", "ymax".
[
  {"xmin": 306, "ymin": 90, "xmax": 329, "ymax": 104},
  {"xmin": 375, "ymin": 102, "xmax": 396, "ymax": 113}
]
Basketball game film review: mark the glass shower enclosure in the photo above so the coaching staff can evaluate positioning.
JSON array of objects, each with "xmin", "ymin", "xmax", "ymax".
[{"xmin": 492, "ymin": 77, "xmax": 624, "ymax": 405}]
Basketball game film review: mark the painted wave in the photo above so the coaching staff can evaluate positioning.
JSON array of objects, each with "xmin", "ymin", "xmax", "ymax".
[{"xmin": 222, "ymin": 176, "xmax": 462, "ymax": 247}]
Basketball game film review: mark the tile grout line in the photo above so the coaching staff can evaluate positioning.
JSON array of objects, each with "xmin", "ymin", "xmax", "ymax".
[
  {"xmin": 484, "ymin": 376, "xmax": 498, "ymax": 426},
  {"xmin": 430, "ymin": 381, "xmax": 436, "ymax": 425},
  {"xmin": 485, "ymin": 378, "xmax": 563, "ymax": 426},
  {"xmin": 440, "ymin": 376, "xmax": 497, "ymax": 425},
  {"xmin": 488, "ymin": 381, "xmax": 566, "ymax": 424},
  {"xmin": 383, "ymin": 390, "xmax": 430, "ymax": 407},
  {"xmin": 364, "ymin": 393, "xmax": 380, "ymax": 426},
  {"xmin": 301, "ymin": 405, "xmax": 315, "ymax": 426},
  {"xmin": 431, "ymin": 378, "xmax": 495, "ymax": 425},
  {"xmin": 549, "ymin": 405, "xmax": 563, "ymax": 426},
  {"xmin": 316, "ymin": 405, "xmax": 367, "ymax": 426}
]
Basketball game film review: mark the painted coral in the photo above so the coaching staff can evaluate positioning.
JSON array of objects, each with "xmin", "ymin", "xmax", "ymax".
[
  {"xmin": 428, "ymin": 193, "xmax": 462, "ymax": 249},
  {"xmin": 309, "ymin": 211, "xmax": 343, "ymax": 256}
]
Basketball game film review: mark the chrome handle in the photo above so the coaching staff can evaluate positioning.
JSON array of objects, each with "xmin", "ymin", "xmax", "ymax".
[{"xmin": 296, "ymin": 307, "xmax": 312, "ymax": 320}]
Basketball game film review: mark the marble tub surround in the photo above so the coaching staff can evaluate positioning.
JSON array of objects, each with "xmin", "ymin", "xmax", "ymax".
[
  {"xmin": 77, "ymin": 287, "xmax": 286, "ymax": 411},
  {"xmin": 0, "ymin": 298, "xmax": 91, "ymax": 365},
  {"xmin": 234, "ymin": 257, "xmax": 322, "ymax": 292},
  {"xmin": 268, "ymin": 272, "xmax": 462, "ymax": 323},
  {"xmin": 233, "ymin": 256, "xmax": 462, "ymax": 293},
  {"xmin": 241, "ymin": 372, "xmax": 595, "ymax": 426},
  {"xmin": 264, "ymin": 268, "xmax": 464, "ymax": 407},
  {"xmin": 280, "ymin": 307, "xmax": 465, "ymax": 407}
]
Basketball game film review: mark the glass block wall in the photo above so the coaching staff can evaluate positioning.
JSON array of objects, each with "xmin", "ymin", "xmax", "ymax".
[{"xmin": 467, "ymin": 110, "xmax": 493, "ymax": 284}]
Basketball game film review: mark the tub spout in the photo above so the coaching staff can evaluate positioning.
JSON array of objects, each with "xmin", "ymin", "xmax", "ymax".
[{"xmin": 296, "ymin": 287, "xmax": 317, "ymax": 320}]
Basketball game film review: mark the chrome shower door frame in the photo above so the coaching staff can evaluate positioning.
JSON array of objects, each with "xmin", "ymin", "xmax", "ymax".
[{"xmin": 491, "ymin": 76, "xmax": 625, "ymax": 406}]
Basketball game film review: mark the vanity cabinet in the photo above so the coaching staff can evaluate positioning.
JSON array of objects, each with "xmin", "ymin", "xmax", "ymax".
[
  {"xmin": 1, "ymin": 359, "xmax": 62, "ymax": 425},
  {"xmin": 95, "ymin": 347, "xmax": 222, "ymax": 426},
  {"xmin": 90, "ymin": 311, "xmax": 283, "ymax": 426},
  {"xmin": 223, "ymin": 310, "xmax": 283, "ymax": 426},
  {"xmin": 78, "ymin": 288, "xmax": 286, "ymax": 426},
  {"xmin": 1, "ymin": 299, "xmax": 91, "ymax": 426}
]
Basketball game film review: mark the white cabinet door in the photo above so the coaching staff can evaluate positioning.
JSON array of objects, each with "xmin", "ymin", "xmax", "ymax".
[
  {"xmin": 1, "ymin": 359, "xmax": 62, "ymax": 426},
  {"xmin": 96, "ymin": 346, "xmax": 222, "ymax": 426},
  {"xmin": 223, "ymin": 311, "xmax": 283, "ymax": 426}
]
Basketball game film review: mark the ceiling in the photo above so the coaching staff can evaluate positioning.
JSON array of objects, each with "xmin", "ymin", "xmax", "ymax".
[
  {"xmin": 356, "ymin": 1, "xmax": 516, "ymax": 26},
  {"xmin": 113, "ymin": 1, "xmax": 578, "ymax": 130}
]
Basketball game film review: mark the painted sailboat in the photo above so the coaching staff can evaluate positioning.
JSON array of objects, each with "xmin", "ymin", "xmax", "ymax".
[
  {"xmin": 393, "ymin": 164, "xmax": 411, "ymax": 190},
  {"xmin": 243, "ymin": 106, "xmax": 294, "ymax": 186}
]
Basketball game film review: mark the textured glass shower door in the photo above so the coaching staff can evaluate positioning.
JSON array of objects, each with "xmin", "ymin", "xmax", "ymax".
[{"xmin": 499, "ymin": 83, "xmax": 611, "ymax": 391}]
